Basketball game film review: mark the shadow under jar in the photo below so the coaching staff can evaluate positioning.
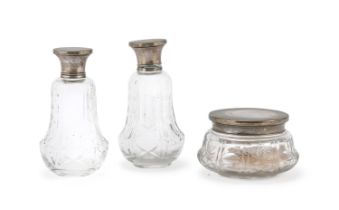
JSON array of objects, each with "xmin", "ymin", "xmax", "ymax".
[{"xmin": 198, "ymin": 108, "xmax": 299, "ymax": 178}]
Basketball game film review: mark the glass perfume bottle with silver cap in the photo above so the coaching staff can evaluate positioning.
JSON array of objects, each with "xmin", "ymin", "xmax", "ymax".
[
  {"xmin": 40, "ymin": 47, "xmax": 108, "ymax": 176},
  {"xmin": 198, "ymin": 108, "xmax": 299, "ymax": 178},
  {"xmin": 119, "ymin": 39, "xmax": 184, "ymax": 168}
]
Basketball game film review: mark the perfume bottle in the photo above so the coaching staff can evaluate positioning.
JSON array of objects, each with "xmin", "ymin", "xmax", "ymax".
[
  {"xmin": 119, "ymin": 39, "xmax": 184, "ymax": 168},
  {"xmin": 40, "ymin": 47, "xmax": 108, "ymax": 176}
]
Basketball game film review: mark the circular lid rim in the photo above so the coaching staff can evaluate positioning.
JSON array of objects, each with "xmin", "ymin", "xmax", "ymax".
[
  {"xmin": 209, "ymin": 108, "xmax": 289, "ymax": 126},
  {"xmin": 53, "ymin": 47, "xmax": 93, "ymax": 56},
  {"xmin": 129, "ymin": 39, "xmax": 167, "ymax": 48}
]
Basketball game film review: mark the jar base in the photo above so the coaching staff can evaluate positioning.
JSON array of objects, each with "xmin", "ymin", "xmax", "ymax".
[
  {"xmin": 51, "ymin": 168, "xmax": 96, "ymax": 176},
  {"xmin": 198, "ymin": 150, "xmax": 298, "ymax": 179},
  {"xmin": 216, "ymin": 170, "xmax": 279, "ymax": 179},
  {"xmin": 210, "ymin": 165, "xmax": 297, "ymax": 179},
  {"xmin": 197, "ymin": 129, "xmax": 299, "ymax": 179}
]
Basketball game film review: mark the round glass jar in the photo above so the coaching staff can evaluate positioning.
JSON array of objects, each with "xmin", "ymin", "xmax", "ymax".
[{"xmin": 197, "ymin": 108, "xmax": 299, "ymax": 178}]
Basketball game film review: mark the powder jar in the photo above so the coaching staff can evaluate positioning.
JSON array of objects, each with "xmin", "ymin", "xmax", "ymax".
[{"xmin": 197, "ymin": 108, "xmax": 299, "ymax": 178}]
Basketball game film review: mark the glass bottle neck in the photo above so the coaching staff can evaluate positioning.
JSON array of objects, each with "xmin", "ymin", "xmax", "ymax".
[
  {"xmin": 50, "ymin": 78, "xmax": 97, "ymax": 131},
  {"xmin": 59, "ymin": 77, "xmax": 87, "ymax": 83},
  {"xmin": 137, "ymin": 64, "xmax": 162, "ymax": 74}
]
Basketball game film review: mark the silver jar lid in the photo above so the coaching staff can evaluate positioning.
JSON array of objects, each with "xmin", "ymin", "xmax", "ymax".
[
  {"xmin": 129, "ymin": 39, "xmax": 166, "ymax": 74},
  {"xmin": 54, "ymin": 47, "xmax": 92, "ymax": 79},
  {"xmin": 209, "ymin": 108, "xmax": 289, "ymax": 135}
]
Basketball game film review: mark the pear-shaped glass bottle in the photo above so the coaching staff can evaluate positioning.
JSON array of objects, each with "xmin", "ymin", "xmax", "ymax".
[
  {"xmin": 119, "ymin": 39, "xmax": 185, "ymax": 168},
  {"xmin": 40, "ymin": 47, "xmax": 108, "ymax": 176}
]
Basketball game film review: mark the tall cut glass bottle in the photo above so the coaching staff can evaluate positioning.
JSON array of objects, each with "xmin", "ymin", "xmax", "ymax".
[
  {"xmin": 40, "ymin": 47, "xmax": 108, "ymax": 176},
  {"xmin": 119, "ymin": 39, "xmax": 184, "ymax": 168}
]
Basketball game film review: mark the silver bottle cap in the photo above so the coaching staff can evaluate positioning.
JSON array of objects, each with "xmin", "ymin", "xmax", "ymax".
[
  {"xmin": 209, "ymin": 108, "xmax": 289, "ymax": 135},
  {"xmin": 129, "ymin": 39, "xmax": 166, "ymax": 74},
  {"xmin": 54, "ymin": 47, "xmax": 92, "ymax": 79}
]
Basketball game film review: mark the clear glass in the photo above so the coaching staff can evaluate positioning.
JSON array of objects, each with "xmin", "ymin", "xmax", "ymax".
[
  {"xmin": 198, "ymin": 129, "xmax": 299, "ymax": 178},
  {"xmin": 119, "ymin": 71, "xmax": 184, "ymax": 168},
  {"xmin": 40, "ymin": 78, "xmax": 108, "ymax": 176}
]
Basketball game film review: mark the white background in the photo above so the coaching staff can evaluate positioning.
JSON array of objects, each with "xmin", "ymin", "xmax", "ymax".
[{"xmin": 0, "ymin": 0, "xmax": 338, "ymax": 209}]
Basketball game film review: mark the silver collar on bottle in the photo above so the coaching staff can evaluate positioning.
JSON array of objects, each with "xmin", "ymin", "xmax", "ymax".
[
  {"xmin": 54, "ymin": 47, "xmax": 92, "ymax": 79},
  {"xmin": 129, "ymin": 39, "xmax": 166, "ymax": 74}
]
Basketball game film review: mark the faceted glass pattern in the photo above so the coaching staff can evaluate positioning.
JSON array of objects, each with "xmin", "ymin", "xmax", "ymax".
[
  {"xmin": 40, "ymin": 78, "xmax": 108, "ymax": 176},
  {"xmin": 198, "ymin": 129, "xmax": 299, "ymax": 178},
  {"xmin": 119, "ymin": 71, "xmax": 184, "ymax": 168}
]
